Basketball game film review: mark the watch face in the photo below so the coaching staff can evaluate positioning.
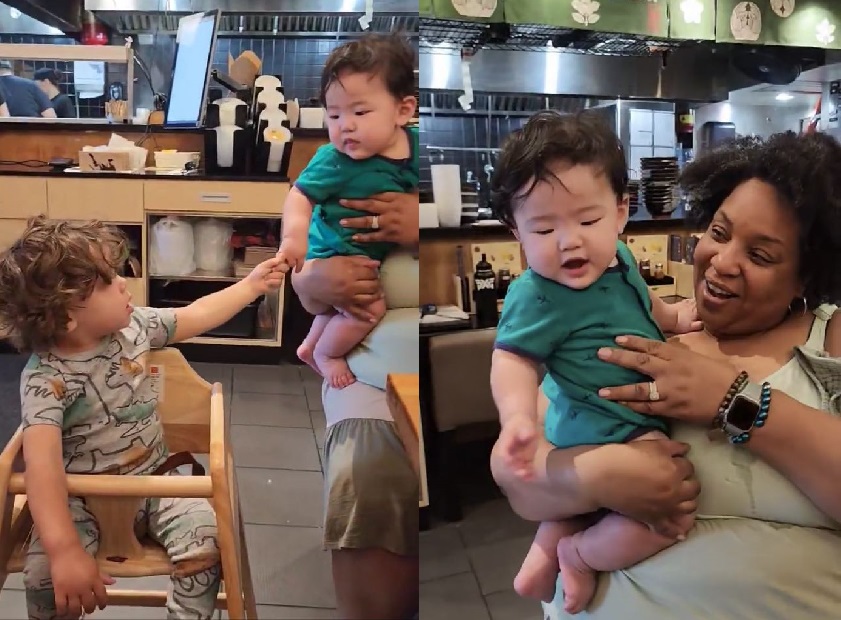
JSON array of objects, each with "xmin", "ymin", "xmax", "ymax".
[{"xmin": 728, "ymin": 396, "xmax": 758, "ymax": 431}]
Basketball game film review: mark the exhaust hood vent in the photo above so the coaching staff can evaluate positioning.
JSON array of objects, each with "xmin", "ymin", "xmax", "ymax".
[
  {"xmin": 102, "ymin": 13, "xmax": 418, "ymax": 36},
  {"xmin": 420, "ymin": 91, "xmax": 597, "ymax": 115},
  {"xmin": 420, "ymin": 19, "xmax": 688, "ymax": 57}
]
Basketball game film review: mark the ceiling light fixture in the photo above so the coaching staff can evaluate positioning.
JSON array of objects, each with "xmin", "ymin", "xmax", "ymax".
[{"xmin": 776, "ymin": 92, "xmax": 794, "ymax": 101}]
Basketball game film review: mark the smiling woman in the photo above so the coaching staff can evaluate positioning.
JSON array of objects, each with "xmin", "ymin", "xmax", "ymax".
[{"xmin": 680, "ymin": 133, "xmax": 841, "ymax": 339}]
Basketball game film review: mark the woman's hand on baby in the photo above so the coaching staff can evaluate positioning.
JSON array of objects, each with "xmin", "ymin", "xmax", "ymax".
[
  {"xmin": 245, "ymin": 257, "xmax": 287, "ymax": 293},
  {"xmin": 276, "ymin": 237, "xmax": 308, "ymax": 273},
  {"xmin": 597, "ymin": 335, "xmax": 741, "ymax": 425},
  {"xmin": 293, "ymin": 256, "xmax": 383, "ymax": 321},
  {"xmin": 583, "ymin": 439, "xmax": 700, "ymax": 538},
  {"xmin": 498, "ymin": 414, "xmax": 539, "ymax": 481},
  {"xmin": 51, "ymin": 545, "xmax": 115, "ymax": 616},
  {"xmin": 672, "ymin": 299, "xmax": 703, "ymax": 334},
  {"xmin": 339, "ymin": 191, "xmax": 419, "ymax": 246}
]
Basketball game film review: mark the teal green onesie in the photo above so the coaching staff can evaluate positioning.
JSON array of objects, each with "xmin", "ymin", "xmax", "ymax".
[
  {"xmin": 494, "ymin": 241, "xmax": 667, "ymax": 449},
  {"xmin": 295, "ymin": 126, "xmax": 419, "ymax": 262}
]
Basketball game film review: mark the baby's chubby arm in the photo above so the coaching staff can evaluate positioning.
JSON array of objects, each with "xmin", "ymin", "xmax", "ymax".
[
  {"xmin": 491, "ymin": 348, "xmax": 542, "ymax": 480},
  {"xmin": 277, "ymin": 187, "xmax": 314, "ymax": 273}
]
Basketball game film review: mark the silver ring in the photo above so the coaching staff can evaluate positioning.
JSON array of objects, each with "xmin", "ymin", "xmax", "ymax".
[
  {"xmin": 371, "ymin": 215, "xmax": 379, "ymax": 229},
  {"xmin": 648, "ymin": 381, "xmax": 660, "ymax": 402}
]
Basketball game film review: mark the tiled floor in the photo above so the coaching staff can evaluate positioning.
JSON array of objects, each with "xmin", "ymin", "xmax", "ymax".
[
  {"xmin": 419, "ymin": 442, "xmax": 544, "ymax": 620},
  {"xmin": 0, "ymin": 361, "xmax": 338, "ymax": 619}
]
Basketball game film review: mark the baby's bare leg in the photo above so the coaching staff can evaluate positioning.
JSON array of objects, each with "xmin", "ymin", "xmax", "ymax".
[
  {"xmin": 298, "ymin": 311, "xmax": 334, "ymax": 375},
  {"xmin": 313, "ymin": 296, "xmax": 387, "ymax": 389},
  {"xmin": 514, "ymin": 517, "xmax": 591, "ymax": 603},
  {"xmin": 557, "ymin": 431, "xmax": 695, "ymax": 614}
]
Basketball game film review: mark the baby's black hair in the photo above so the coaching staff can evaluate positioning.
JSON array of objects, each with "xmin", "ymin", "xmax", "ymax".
[
  {"xmin": 490, "ymin": 111, "xmax": 628, "ymax": 230},
  {"xmin": 680, "ymin": 131, "xmax": 841, "ymax": 309}
]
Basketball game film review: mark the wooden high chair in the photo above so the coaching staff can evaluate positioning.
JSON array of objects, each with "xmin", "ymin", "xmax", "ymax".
[{"xmin": 0, "ymin": 348, "xmax": 258, "ymax": 619}]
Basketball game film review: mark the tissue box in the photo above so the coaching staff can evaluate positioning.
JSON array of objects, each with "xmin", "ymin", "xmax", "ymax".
[
  {"xmin": 79, "ymin": 134, "xmax": 148, "ymax": 172},
  {"xmin": 79, "ymin": 150, "xmax": 134, "ymax": 172}
]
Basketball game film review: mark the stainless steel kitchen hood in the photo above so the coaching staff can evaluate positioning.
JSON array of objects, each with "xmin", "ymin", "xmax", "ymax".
[
  {"xmin": 82, "ymin": 0, "xmax": 418, "ymax": 36},
  {"xmin": 3, "ymin": 0, "xmax": 82, "ymax": 33}
]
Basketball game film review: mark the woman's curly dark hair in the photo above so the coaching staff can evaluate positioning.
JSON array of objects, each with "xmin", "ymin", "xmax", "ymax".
[
  {"xmin": 0, "ymin": 216, "xmax": 127, "ymax": 353},
  {"xmin": 680, "ymin": 131, "xmax": 841, "ymax": 309}
]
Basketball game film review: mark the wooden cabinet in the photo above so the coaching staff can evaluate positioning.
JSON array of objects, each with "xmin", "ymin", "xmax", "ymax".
[
  {"xmin": 0, "ymin": 177, "xmax": 47, "ymax": 219},
  {"xmin": 125, "ymin": 278, "xmax": 147, "ymax": 307},
  {"xmin": 0, "ymin": 219, "xmax": 28, "ymax": 251},
  {"xmin": 47, "ymin": 178, "xmax": 144, "ymax": 222},
  {"xmin": 144, "ymin": 181, "xmax": 288, "ymax": 215}
]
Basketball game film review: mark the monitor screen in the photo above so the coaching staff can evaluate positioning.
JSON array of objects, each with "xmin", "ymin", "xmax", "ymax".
[{"xmin": 164, "ymin": 10, "xmax": 220, "ymax": 127}]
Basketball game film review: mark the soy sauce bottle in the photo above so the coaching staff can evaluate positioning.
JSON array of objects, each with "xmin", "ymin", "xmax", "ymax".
[{"xmin": 473, "ymin": 253, "xmax": 498, "ymax": 328}]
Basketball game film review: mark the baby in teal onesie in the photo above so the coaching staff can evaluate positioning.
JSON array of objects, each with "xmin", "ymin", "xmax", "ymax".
[
  {"xmin": 489, "ymin": 111, "xmax": 701, "ymax": 613},
  {"xmin": 276, "ymin": 33, "xmax": 418, "ymax": 388}
]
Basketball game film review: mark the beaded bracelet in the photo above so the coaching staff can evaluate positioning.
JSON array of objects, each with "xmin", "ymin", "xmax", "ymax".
[
  {"xmin": 711, "ymin": 371, "xmax": 750, "ymax": 429},
  {"xmin": 729, "ymin": 381, "xmax": 772, "ymax": 445}
]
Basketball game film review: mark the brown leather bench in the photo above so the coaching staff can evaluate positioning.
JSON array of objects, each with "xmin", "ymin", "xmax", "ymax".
[{"xmin": 428, "ymin": 328, "xmax": 499, "ymax": 520}]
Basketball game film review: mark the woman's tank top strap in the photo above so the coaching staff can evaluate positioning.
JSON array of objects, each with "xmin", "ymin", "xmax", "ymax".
[{"xmin": 806, "ymin": 303, "xmax": 837, "ymax": 351}]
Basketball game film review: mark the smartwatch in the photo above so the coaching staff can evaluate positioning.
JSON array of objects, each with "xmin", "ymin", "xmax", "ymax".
[{"xmin": 721, "ymin": 381, "xmax": 763, "ymax": 438}]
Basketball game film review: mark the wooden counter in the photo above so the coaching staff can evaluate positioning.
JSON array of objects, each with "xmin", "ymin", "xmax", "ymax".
[
  {"xmin": 386, "ymin": 374, "xmax": 427, "ymax": 508},
  {"xmin": 0, "ymin": 123, "xmax": 328, "ymax": 182}
]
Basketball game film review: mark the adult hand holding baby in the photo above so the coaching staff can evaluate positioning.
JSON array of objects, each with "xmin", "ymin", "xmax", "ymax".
[
  {"xmin": 339, "ymin": 191, "xmax": 419, "ymax": 246},
  {"xmin": 292, "ymin": 256, "xmax": 383, "ymax": 322}
]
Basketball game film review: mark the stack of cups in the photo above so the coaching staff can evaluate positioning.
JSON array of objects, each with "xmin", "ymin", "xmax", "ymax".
[{"xmin": 431, "ymin": 164, "xmax": 463, "ymax": 227}]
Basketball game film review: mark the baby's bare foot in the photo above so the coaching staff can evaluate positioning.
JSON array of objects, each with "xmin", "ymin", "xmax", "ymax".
[
  {"xmin": 314, "ymin": 353, "xmax": 356, "ymax": 389},
  {"xmin": 557, "ymin": 534, "xmax": 597, "ymax": 614},
  {"xmin": 513, "ymin": 542, "xmax": 559, "ymax": 602},
  {"xmin": 297, "ymin": 342, "xmax": 321, "ymax": 376}
]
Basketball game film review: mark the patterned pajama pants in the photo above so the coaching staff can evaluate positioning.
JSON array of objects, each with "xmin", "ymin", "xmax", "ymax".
[{"xmin": 23, "ymin": 494, "xmax": 221, "ymax": 620}]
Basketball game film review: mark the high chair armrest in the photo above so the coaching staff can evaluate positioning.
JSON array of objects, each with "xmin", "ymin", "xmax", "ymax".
[
  {"xmin": 0, "ymin": 426, "xmax": 23, "ymax": 472},
  {"xmin": 8, "ymin": 472, "xmax": 213, "ymax": 498},
  {"xmin": 208, "ymin": 384, "xmax": 226, "ymax": 479}
]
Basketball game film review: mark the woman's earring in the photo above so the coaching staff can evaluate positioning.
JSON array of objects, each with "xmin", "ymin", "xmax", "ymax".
[{"xmin": 788, "ymin": 296, "xmax": 808, "ymax": 316}]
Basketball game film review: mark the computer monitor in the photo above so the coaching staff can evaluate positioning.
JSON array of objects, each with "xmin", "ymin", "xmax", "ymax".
[{"xmin": 164, "ymin": 9, "xmax": 221, "ymax": 128}]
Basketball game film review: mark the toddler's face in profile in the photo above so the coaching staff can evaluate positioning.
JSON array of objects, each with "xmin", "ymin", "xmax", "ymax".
[{"xmin": 512, "ymin": 160, "xmax": 629, "ymax": 290}]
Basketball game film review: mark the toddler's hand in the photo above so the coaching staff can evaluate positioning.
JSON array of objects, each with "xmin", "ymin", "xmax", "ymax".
[
  {"xmin": 50, "ymin": 545, "xmax": 114, "ymax": 617},
  {"xmin": 672, "ymin": 299, "xmax": 703, "ymax": 334},
  {"xmin": 498, "ymin": 414, "xmax": 538, "ymax": 481},
  {"xmin": 277, "ymin": 237, "xmax": 308, "ymax": 273},
  {"xmin": 246, "ymin": 257, "xmax": 286, "ymax": 294}
]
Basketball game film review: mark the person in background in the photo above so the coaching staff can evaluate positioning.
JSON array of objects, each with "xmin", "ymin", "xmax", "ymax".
[
  {"xmin": 33, "ymin": 68, "xmax": 76, "ymax": 118},
  {"xmin": 0, "ymin": 88, "xmax": 9, "ymax": 117},
  {"xmin": 0, "ymin": 60, "xmax": 55, "ymax": 118}
]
